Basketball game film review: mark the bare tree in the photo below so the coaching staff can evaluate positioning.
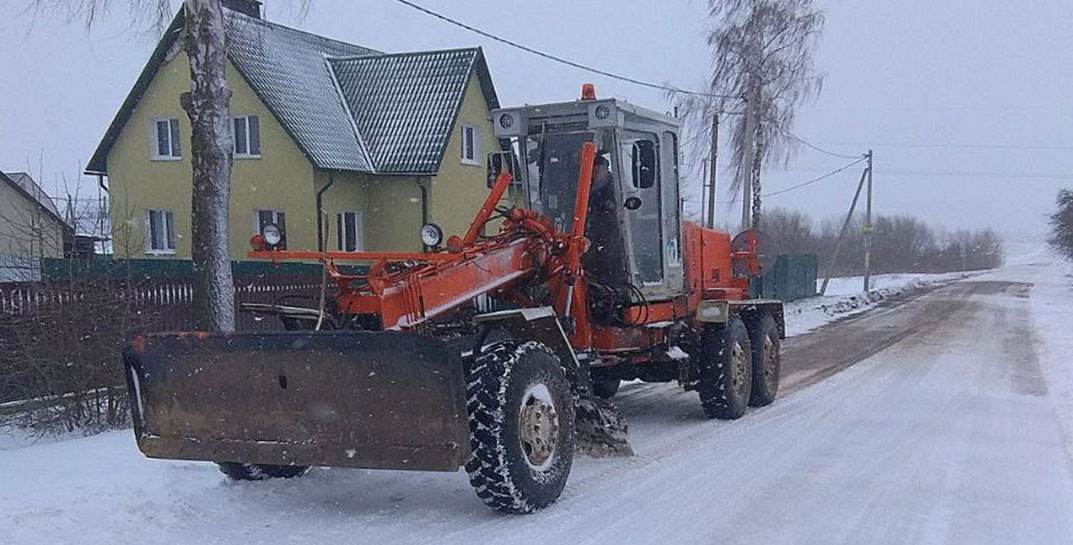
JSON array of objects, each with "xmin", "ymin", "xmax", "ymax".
[
  {"xmin": 672, "ymin": 0, "xmax": 825, "ymax": 231},
  {"xmin": 32, "ymin": 0, "xmax": 235, "ymax": 331}
]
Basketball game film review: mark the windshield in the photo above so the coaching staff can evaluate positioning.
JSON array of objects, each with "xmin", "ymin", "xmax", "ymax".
[{"xmin": 525, "ymin": 130, "xmax": 615, "ymax": 232}]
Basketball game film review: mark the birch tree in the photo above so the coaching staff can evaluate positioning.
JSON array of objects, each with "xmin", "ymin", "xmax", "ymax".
[
  {"xmin": 34, "ymin": 0, "xmax": 236, "ymax": 331},
  {"xmin": 179, "ymin": 0, "xmax": 235, "ymax": 332},
  {"xmin": 673, "ymin": 0, "xmax": 825, "ymax": 231}
]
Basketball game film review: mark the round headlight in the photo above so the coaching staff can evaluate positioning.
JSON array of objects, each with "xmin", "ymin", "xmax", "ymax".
[
  {"xmin": 594, "ymin": 104, "xmax": 611, "ymax": 120},
  {"xmin": 499, "ymin": 113, "xmax": 514, "ymax": 129},
  {"xmin": 420, "ymin": 223, "xmax": 444, "ymax": 247},
  {"xmin": 261, "ymin": 223, "xmax": 283, "ymax": 246}
]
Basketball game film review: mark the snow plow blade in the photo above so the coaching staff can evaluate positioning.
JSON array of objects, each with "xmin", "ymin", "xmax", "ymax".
[{"xmin": 123, "ymin": 331, "xmax": 471, "ymax": 472}]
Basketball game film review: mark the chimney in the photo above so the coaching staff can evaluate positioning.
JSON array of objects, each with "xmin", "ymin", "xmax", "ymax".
[{"xmin": 222, "ymin": 0, "xmax": 262, "ymax": 19}]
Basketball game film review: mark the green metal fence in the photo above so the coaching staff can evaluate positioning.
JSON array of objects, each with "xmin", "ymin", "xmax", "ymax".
[
  {"xmin": 750, "ymin": 253, "xmax": 818, "ymax": 302},
  {"xmin": 40, "ymin": 257, "xmax": 366, "ymax": 282}
]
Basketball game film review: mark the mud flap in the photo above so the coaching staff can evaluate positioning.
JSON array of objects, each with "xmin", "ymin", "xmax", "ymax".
[{"xmin": 123, "ymin": 331, "xmax": 470, "ymax": 472}]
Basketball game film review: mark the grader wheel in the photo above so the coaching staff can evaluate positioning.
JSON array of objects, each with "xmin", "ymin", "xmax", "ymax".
[
  {"xmin": 696, "ymin": 316, "xmax": 753, "ymax": 420},
  {"xmin": 464, "ymin": 341, "xmax": 576, "ymax": 514}
]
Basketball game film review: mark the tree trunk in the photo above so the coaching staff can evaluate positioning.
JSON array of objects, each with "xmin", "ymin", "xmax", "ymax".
[
  {"xmin": 739, "ymin": 85, "xmax": 755, "ymax": 232},
  {"xmin": 750, "ymin": 97, "xmax": 765, "ymax": 230},
  {"xmin": 180, "ymin": 0, "xmax": 235, "ymax": 332}
]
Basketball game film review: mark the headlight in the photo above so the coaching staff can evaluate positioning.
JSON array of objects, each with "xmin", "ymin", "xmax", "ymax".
[
  {"xmin": 420, "ymin": 223, "xmax": 444, "ymax": 247},
  {"xmin": 594, "ymin": 104, "xmax": 611, "ymax": 120},
  {"xmin": 498, "ymin": 113, "xmax": 514, "ymax": 129},
  {"xmin": 261, "ymin": 223, "xmax": 283, "ymax": 247}
]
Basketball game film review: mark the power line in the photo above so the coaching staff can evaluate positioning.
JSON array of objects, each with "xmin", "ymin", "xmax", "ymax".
[
  {"xmin": 388, "ymin": 0, "xmax": 738, "ymax": 100},
  {"xmin": 719, "ymin": 156, "xmax": 867, "ymax": 203},
  {"xmin": 871, "ymin": 169, "xmax": 1073, "ymax": 181},
  {"xmin": 813, "ymin": 141, "xmax": 1073, "ymax": 152},
  {"xmin": 772, "ymin": 125, "xmax": 864, "ymax": 160},
  {"xmin": 764, "ymin": 157, "xmax": 868, "ymax": 198},
  {"xmin": 768, "ymin": 166, "xmax": 1073, "ymax": 181}
]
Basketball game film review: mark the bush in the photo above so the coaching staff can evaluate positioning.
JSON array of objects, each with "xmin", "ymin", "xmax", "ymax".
[
  {"xmin": 764, "ymin": 207, "xmax": 1004, "ymax": 276},
  {"xmin": 0, "ymin": 278, "xmax": 135, "ymax": 434}
]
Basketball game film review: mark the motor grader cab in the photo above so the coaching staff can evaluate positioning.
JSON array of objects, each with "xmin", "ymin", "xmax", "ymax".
[
  {"xmin": 122, "ymin": 85, "xmax": 785, "ymax": 516},
  {"xmin": 493, "ymin": 85, "xmax": 685, "ymax": 308}
]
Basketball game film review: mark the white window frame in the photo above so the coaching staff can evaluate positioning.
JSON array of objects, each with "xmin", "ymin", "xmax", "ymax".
[
  {"xmin": 335, "ymin": 210, "xmax": 365, "ymax": 252},
  {"xmin": 150, "ymin": 118, "xmax": 182, "ymax": 161},
  {"xmin": 231, "ymin": 114, "xmax": 262, "ymax": 159},
  {"xmin": 145, "ymin": 209, "xmax": 176, "ymax": 255},
  {"xmin": 254, "ymin": 209, "xmax": 286, "ymax": 245},
  {"xmin": 461, "ymin": 123, "xmax": 480, "ymax": 166}
]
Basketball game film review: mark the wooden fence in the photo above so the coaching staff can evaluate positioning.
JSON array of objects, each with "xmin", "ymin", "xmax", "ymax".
[{"xmin": 0, "ymin": 274, "xmax": 324, "ymax": 334}]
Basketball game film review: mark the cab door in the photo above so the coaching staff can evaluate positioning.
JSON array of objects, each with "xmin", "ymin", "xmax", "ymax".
[
  {"xmin": 660, "ymin": 129, "xmax": 684, "ymax": 294},
  {"xmin": 620, "ymin": 131, "xmax": 664, "ymax": 288}
]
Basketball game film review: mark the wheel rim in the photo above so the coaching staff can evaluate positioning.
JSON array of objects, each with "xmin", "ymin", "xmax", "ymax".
[
  {"xmin": 517, "ymin": 383, "xmax": 560, "ymax": 470},
  {"xmin": 730, "ymin": 341, "xmax": 749, "ymax": 397},
  {"xmin": 763, "ymin": 336, "xmax": 779, "ymax": 389}
]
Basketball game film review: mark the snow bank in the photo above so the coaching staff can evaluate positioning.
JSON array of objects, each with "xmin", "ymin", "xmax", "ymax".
[
  {"xmin": 784, "ymin": 271, "xmax": 969, "ymax": 337},
  {"xmin": 1022, "ymin": 249, "xmax": 1073, "ymax": 469}
]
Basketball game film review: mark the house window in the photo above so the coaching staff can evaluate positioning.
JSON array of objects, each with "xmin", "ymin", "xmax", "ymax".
[
  {"xmin": 336, "ymin": 211, "xmax": 364, "ymax": 252},
  {"xmin": 461, "ymin": 123, "xmax": 480, "ymax": 165},
  {"xmin": 255, "ymin": 209, "xmax": 286, "ymax": 249},
  {"xmin": 232, "ymin": 115, "xmax": 261, "ymax": 157},
  {"xmin": 152, "ymin": 118, "xmax": 181, "ymax": 160},
  {"xmin": 146, "ymin": 209, "xmax": 176, "ymax": 254}
]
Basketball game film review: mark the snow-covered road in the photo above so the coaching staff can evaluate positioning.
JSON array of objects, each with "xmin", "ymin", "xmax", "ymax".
[{"xmin": 4, "ymin": 255, "xmax": 1073, "ymax": 544}]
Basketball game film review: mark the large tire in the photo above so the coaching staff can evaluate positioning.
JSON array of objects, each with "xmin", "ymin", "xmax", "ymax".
[
  {"xmin": 696, "ymin": 316, "xmax": 753, "ymax": 420},
  {"xmin": 464, "ymin": 340, "xmax": 576, "ymax": 514},
  {"xmin": 747, "ymin": 313, "xmax": 781, "ymax": 407},
  {"xmin": 217, "ymin": 462, "xmax": 309, "ymax": 481},
  {"xmin": 591, "ymin": 378, "xmax": 621, "ymax": 399}
]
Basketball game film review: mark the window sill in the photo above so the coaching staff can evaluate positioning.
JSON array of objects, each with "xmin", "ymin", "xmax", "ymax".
[
  {"xmin": 150, "ymin": 156, "xmax": 182, "ymax": 162},
  {"xmin": 235, "ymin": 154, "xmax": 262, "ymax": 160},
  {"xmin": 460, "ymin": 158, "xmax": 482, "ymax": 167},
  {"xmin": 144, "ymin": 250, "xmax": 177, "ymax": 256}
]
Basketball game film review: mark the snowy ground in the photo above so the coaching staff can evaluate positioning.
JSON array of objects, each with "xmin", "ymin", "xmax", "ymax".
[
  {"xmin": 784, "ymin": 271, "xmax": 971, "ymax": 337},
  {"xmin": 3, "ymin": 247, "xmax": 1073, "ymax": 544}
]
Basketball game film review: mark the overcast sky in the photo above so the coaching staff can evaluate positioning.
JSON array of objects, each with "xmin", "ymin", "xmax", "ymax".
[{"xmin": 1, "ymin": 0, "xmax": 1070, "ymax": 241}]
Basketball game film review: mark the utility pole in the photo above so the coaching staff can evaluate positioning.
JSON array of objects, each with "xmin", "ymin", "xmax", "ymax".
[
  {"xmin": 862, "ymin": 150, "xmax": 874, "ymax": 293},
  {"xmin": 819, "ymin": 165, "xmax": 869, "ymax": 295},
  {"xmin": 706, "ymin": 112, "xmax": 719, "ymax": 229}
]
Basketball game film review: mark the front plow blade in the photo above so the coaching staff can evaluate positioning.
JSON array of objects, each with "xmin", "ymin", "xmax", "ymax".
[{"xmin": 123, "ymin": 331, "xmax": 470, "ymax": 472}]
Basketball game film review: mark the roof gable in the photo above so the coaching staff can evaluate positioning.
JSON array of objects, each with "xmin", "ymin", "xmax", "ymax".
[
  {"xmin": 224, "ymin": 12, "xmax": 379, "ymax": 172},
  {"xmin": 330, "ymin": 48, "xmax": 489, "ymax": 174}
]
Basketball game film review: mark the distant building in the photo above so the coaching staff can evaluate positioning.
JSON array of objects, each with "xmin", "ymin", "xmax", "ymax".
[
  {"xmin": 0, "ymin": 171, "xmax": 73, "ymax": 280},
  {"xmin": 85, "ymin": 0, "xmax": 506, "ymax": 260}
]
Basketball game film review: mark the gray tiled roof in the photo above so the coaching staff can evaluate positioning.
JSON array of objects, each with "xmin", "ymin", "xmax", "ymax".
[
  {"xmin": 330, "ymin": 49, "xmax": 480, "ymax": 174},
  {"xmin": 86, "ymin": 7, "xmax": 498, "ymax": 176},
  {"xmin": 224, "ymin": 12, "xmax": 379, "ymax": 172}
]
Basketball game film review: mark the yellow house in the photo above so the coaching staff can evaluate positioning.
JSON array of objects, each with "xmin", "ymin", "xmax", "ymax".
[{"xmin": 85, "ymin": 1, "xmax": 505, "ymax": 260}]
